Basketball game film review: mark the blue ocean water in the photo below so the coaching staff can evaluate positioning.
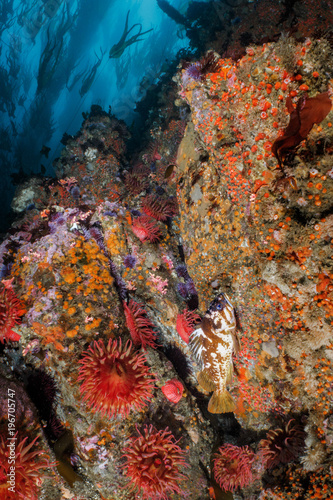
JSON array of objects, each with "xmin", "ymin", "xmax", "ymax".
[{"xmin": 0, "ymin": 0, "xmax": 195, "ymax": 232}]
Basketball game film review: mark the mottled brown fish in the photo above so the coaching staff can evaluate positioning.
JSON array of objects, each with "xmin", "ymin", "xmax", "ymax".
[{"xmin": 189, "ymin": 293, "xmax": 240, "ymax": 413}]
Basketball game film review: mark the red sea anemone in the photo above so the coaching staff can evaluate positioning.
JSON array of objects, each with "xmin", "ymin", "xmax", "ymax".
[
  {"xmin": 176, "ymin": 307, "xmax": 201, "ymax": 344},
  {"xmin": 122, "ymin": 424, "xmax": 187, "ymax": 500},
  {"xmin": 78, "ymin": 338, "xmax": 155, "ymax": 418},
  {"xmin": 161, "ymin": 379, "xmax": 184, "ymax": 403},
  {"xmin": 0, "ymin": 433, "xmax": 55, "ymax": 499},
  {"xmin": 123, "ymin": 299, "xmax": 158, "ymax": 349},
  {"xmin": 213, "ymin": 443, "xmax": 256, "ymax": 492},
  {"xmin": 131, "ymin": 216, "xmax": 162, "ymax": 243},
  {"xmin": 124, "ymin": 170, "xmax": 150, "ymax": 195},
  {"xmin": 141, "ymin": 194, "xmax": 178, "ymax": 221},
  {"xmin": 259, "ymin": 419, "xmax": 305, "ymax": 469},
  {"xmin": 0, "ymin": 286, "xmax": 25, "ymax": 343}
]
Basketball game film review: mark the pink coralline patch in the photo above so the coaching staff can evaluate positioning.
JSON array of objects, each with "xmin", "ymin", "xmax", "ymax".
[
  {"xmin": 123, "ymin": 299, "xmax": 158, "ymax": 349},
  {"xmin": 78, "ymin": 338, "xmax": 155, "ymax": 417},
  {"xmin": 161, "ymin": 379, "xmax": 184, "ymax": 403},
  {"xmin": 0, "ymin": 433, "xmax": 55, "ymax": 499},
  {"xmin": 176, "ymin": 307, "xmax": 201, "ymax": 344},
  {"xmin": 213, "ymin": 443, "xmax": 256, "ymax": 492},
  {"xmin": 0, "ymin": 286, "xmax": 26, "ymax": 343},
  {"xmin": 131, "ymin": 215, "xmax": 162, "ymax": 243},
  {"xmin": 122, "ymin": 425, "xmax": 187, "ymax": 500},
  {"xmin": 141, "ymin": 194, "xmax": 178, "ymax": 221}
]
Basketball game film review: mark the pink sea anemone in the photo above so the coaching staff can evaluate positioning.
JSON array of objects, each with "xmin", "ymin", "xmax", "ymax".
[
  {"xmin": 78, "ymin": 338, "xmax": 155, "ymax": 417},
  {"xmin": 0, "ymin": 286, "xmax": 25, "ymax": 343},
  {"xmin": 0, "ymin": 433, "xmax": 55, "ymax": 500},
  {"xmin": 123, "ymin": 299, "xmax": 158, "ymax": 349},
  {"xmin": 213, "ymin": 443, "xmax": 256, "ymax": 492},
  {"xmin": 176, "ymin": 307, "xmax": 201, "ymax": 344},
  {"xmin": 131, "ymin": 216, "xmax": 162, "ymax": 243},
  {"xmin": 122, "ymin": 425, "xmax": 187, "ymax": 500},
  {"xmin": 161, "ymin": 379, "xmax": 184, "ymax": 403},
  {"xmin": 259, "ymin": 419, "xmax": 305, "ymax": 469}
]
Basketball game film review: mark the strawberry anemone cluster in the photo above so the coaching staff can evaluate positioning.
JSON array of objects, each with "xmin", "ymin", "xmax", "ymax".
[
  {"xmin": 213, "ymin": 443, "xmax": 256, "ymax": 492},
  {"xmin": 0, "ymin": 286, "xmax": 26, "ymax": 343},
  {"xmin": 122, "ymin": 424, "xmax": 187, "ymax": 500},
  {"xmin": 0, "ymin": 434, "xmax": 55, "ymax": 500},
  {"xmin": 78, "ymin": 338, "xmax": 155, "ymax": 418}
]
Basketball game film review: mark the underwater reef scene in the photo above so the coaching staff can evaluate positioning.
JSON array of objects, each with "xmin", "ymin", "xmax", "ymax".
[{"xmin": 1, "ymin": 1, "xmax": 333, "ymax": 500}]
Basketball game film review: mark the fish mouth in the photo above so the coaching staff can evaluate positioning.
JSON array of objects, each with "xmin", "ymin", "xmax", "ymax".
[
  {"xmin": 209, "ymin": 292, "xmax": 234, "ymax": 313},
  {"xmin": 222, "ymin": 293, "xmax": 233, "ymax": 308}
]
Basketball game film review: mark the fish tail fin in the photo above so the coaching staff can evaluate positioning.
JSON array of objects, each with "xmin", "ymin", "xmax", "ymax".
[
  {"xmin": 208, "ymin": 388, "xmax": 235, "ymax": 414},
  {"xmin": 197, "ymin": 370, "xmax": 216, "ymax": 392}
]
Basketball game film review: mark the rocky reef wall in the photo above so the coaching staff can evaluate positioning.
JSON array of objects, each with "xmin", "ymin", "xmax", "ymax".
[{"xmin": 0, "ymin": 37, "xmax": 333, "ymax": 499}]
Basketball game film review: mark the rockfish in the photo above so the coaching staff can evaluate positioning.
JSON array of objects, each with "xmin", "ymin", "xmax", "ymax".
[{"xmin": 189, "ymin": 293, "xmax": 240, "ymax": 413}]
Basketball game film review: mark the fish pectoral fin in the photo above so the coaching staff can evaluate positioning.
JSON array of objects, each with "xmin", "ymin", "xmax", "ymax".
[
  {"xmin": 232, "ymin": 330, "xmax": 241, "ymax": 354},
  {"xmin": 197, "ymin": 370, "xmax": 216, "ymax": 392},
  {"xmin": 208, "ymin": 389, "xmax": 235, "ymax": 414},
  {"xmin": 226, "ymin": 362, "xmax": 233, "ymax": 385}
]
